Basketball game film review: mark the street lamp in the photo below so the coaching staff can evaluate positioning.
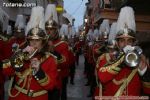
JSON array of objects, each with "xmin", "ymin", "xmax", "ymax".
[{"xmin": 84, "ymin": 18, "xmax": 88, "ymax": 23}]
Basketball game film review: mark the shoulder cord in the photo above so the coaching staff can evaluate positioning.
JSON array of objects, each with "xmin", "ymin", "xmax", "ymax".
[{"xmin": 8, "ymin": 76, "xmax": 27, "ymax": 97}]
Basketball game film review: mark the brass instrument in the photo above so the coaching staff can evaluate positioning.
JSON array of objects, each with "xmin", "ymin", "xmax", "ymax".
[
  {"xmin": 11, "ymin": 44, "xmax": 38, "ymax": 69},
  {"xmin": 123, "ymin": 45, "xmax": 142, "ymax": 67}
]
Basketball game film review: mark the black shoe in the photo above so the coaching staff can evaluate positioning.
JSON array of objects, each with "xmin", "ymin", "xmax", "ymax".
[
  {"xmin": 85, "ymin": 82, "xmax": 90, "ymax": 86},
  {"xmin": 70, "ymin": 81, "xmax": 74, "ymax": 85},
  {"xmin": 87, "ymin": 93, "xmax": 92, "ymax": 97}
]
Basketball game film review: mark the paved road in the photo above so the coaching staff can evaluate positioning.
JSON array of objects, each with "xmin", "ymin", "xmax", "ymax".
[{"xmin": 67, "ymin": 55, "xmax": 92, "ymax": 100}]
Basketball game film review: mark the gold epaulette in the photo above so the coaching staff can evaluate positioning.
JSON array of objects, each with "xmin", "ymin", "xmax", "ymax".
[{"xmin": 99, "ymin": 53, "xmax": 124, "ymax": 74}]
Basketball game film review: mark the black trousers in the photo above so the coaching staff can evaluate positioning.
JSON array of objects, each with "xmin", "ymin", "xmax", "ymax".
[
  {"xmin": 61, "ymin": 77, "xmax": 68, "ymax": 100},
  {"xmin": 70, "ymin": 64, "xmax": 75, "ymax": 84},
  {"xmin": 48, "ymin": 88, "xmax": 61, "ymax": 100}
]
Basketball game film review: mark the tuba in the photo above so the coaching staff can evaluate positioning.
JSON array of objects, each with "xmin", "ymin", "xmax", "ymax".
[{"xmin": 123, "ymin": 45, "xmax": 142, "ymax": 67}]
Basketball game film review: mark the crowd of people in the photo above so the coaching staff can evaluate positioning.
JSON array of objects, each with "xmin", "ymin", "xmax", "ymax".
[
  {"xmin": 0, "ymin": 4, "xmax": 81, "ymax": 100},
  {"xmin": 0, "ymin": 3, "xmax": 149, "ymax": 100}
]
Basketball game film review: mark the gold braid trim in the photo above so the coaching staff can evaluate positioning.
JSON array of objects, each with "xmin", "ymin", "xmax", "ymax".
[
  {"xmin": 142, "ymin": 81, "xmax": 150, "ymax": 88},
  {"xmin": 38, "ymin": 74, "xmax": 50, "ymax": 86},
  {"xmin": 54, "ymin": 41, "xmax": 69, "ymax": 63},
  {"xmin": 113, "ymin": 78, "xmax": 126, "ymax": 85},
  {"xmin": 95, "ymin": 53, "xmax": 105, "ymax": 96},
  {"xmin": 16, "ymin": 68, "xmax": 32, "ymax": 85},
  {"xmin": 49, "ymin": 53, "xmax": 57, "ymax": 59},
  {"xmin": 8, "ymin": 76, "xmax": 27, "ymax": 97},
  {"xmin": 38, "ymin": 52, "xmax": 55, "ymax": 86},
  {"xmin": 96, "ymin": 54, "xmax": 105, "ymax": 69},
  {"xmin": 41, "ymin": 52, "xmax": 57, "ymax": 64},
  {"xmin": 114, "ymin": 68, "xmax": 138, "ymax": 96},
  {"xmin": 99, "ymin": 54, "xmax": 124, "ymax": 74},
  {"xmin": 107, "ymin": 69, "xmax": 120, "ymax": 74},
  {"xmin": 57, "ymin": 55, "xmax": 66, "ymax": 64},
  {"xmin": 16, "ymin": 68, "xmax": 32, "ymax": 78},
  {"xmin": 54, "ymin": 41, "xmax": 66, "ymax": 48}
]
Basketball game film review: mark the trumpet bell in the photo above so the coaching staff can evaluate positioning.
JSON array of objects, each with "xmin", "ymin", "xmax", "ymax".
[{"xmin": 125, "ymin": 52, "xmax": 140, "ymax": 67}]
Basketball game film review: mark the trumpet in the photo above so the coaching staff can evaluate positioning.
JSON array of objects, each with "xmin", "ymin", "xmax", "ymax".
[
  {"xmin": 11, "ymin": 44, "xmax": 38, "ymax": 69},
  {"xmin": 123, "ymin": 45, "xmax": 142, "ymax": 67}
]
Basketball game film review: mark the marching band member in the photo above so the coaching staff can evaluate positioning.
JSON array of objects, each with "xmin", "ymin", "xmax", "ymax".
[
  {"xmin": 5, "ymin": 14, "xmax": 26, "ymax": 59},
  {"xmin": 2, "ymin": 6, "xmax": 58, "ymax": 100},
  {"xmin": 45, "ymin": 4, "xmax": 70, "ymax": 100},
  {"xmin": 95, "ymin": 6, "xmax": 149, "ymax": 99}
]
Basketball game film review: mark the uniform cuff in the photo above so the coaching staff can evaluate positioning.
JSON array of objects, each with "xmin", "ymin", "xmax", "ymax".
[
  {"xmin": 138, "ymin": 66, "xmax": 147, "ymax": 76},
  {"xmin": 34, "ymin": 68, "xmax": 46, "ymax": 80},
  {"xmin": 51, "ymin": 51, "xmax": 62, "ymax": 61}
]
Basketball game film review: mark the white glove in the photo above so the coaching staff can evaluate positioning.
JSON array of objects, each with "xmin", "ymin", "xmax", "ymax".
[{"xmin": 30, "ymin": 58, "xmax": 40, "ymax": 75}]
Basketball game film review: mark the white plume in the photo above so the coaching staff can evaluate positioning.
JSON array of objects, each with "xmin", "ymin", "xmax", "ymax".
[
  {"xmin": 93, "ymin": 28, "xmax": 100, "ymax": 39},
  {"xmin": 15, "ymin": 14, "xmax": 25, "ymax": 30},
  {"xmin": 116, "ymin": 6, "xmax": 136, "ymax": 33},
  {"xmin": 45, "ymin": 4, "xmax": 58, "ymax": 23},
  {"xmin": 7, "ymin": 25, "xmax": 12, "ymax": 35},
  {"xmin": 26, "ymin": 6, "xmax": 45, "ymax": 36},
  {"xmin": 99, "ymin": 19, "xmax": 110, "ymax": 34},
  {"xmin": 0, "ymin": 8, "xmax": 9, "ymax": 32},
  {"xmin": 108, "ymin": 22, "xmax": 117, "ymax": 41}
]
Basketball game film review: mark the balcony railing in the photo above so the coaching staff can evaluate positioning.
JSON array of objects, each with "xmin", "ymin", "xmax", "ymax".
[{"xmin": 99, "ymin": 0, "xmax": 127, "ymax": 10}]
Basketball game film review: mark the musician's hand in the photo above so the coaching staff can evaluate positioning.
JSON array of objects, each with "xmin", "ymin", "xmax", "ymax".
[
  {"xmin": 30, "ymin": 58, "xmax": 40, "ymax": 74},
  {"xmin": 138, "ymin": 54, "xmax": 147, "ymax": 71},
  {"xmin": 23, "ymin": 46, "xmax": 35, "ymax": 55}
]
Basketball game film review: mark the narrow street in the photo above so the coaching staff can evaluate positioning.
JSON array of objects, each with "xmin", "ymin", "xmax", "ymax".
[
  {"xmin": 67, "ymin": 55, "xmax": 91, "ymax": 100},
  {"xmin": 0, "ymin": 0, "xmax": 150, "ymax": 100}
]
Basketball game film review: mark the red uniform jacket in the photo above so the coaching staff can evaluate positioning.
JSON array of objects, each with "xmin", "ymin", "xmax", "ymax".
[
  {"xmin": 52, "ymin": 39, "xmax": 69, "ymax": 79},
  {"xmin": 95, "ymin": 53, "xmax": 142, "ymax": 97},
  {"xmin": 3, "ymin": 52, "xmax": 58, "ymax": 100}
]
